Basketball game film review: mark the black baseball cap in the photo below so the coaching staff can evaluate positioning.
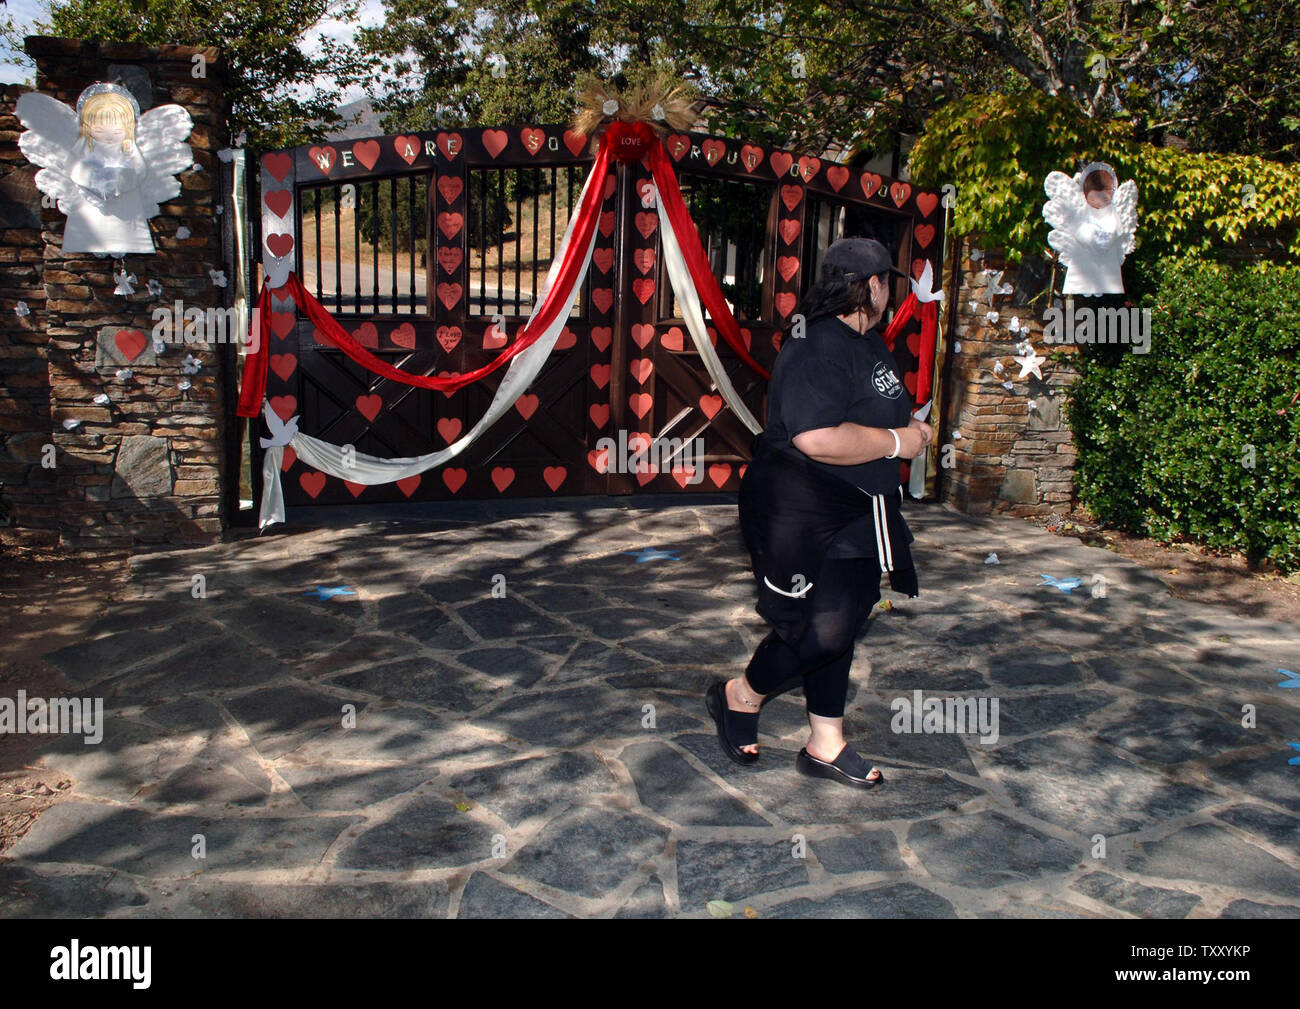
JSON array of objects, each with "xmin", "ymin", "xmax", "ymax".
[{"xmin": 821, "ymin": 237, "xmax": 907, "ymax": 282}]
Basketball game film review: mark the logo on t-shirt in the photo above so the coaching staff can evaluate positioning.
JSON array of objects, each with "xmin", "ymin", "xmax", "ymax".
[{"xmin": 872, "ymin": 360, "xmax": 903, "ymax": 399}]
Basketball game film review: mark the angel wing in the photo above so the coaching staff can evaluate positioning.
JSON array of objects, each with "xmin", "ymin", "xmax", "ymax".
[
  {"xmin": 14, "ymin": 92, "xmax": 89, "ymax": 215},
  {"xmin": 1042, "ymin": 170, "xmax": 1087, "ymax": 267},
  {"xmin": 134, "ymin": 105, "xmax": 194, "ymax": 218},
  {"xmin": 1111, "ymin": 179, "xmax": 1138, "ymax": 255}
]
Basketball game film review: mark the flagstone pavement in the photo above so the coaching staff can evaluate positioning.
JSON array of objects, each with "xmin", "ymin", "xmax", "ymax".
[{"xmin": 3, "ymin": 497, "xmax": 1298, "ymax": 918}]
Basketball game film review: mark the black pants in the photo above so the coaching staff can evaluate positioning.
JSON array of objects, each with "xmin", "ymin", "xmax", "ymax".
[{"xmin": 742, "ymin": 555, "xmax": 882, "ymax": 718}]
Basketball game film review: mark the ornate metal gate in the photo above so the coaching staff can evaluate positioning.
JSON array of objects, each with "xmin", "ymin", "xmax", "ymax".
[{"xmin": 254, "ymin": 127, "xmax": 944, "ymax": 505}]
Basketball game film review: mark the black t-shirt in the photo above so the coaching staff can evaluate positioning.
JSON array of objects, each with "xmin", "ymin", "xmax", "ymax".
[{"xmin": 759, "ymin": 314, "xmax": 914, "ymax": 557}]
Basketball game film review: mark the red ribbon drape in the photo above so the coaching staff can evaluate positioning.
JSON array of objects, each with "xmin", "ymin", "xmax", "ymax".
[
  {"xmin": 237, "ymin": 140, "xmax": 613, "ymax": 418},
  {"xmin": 645, "ymin": 141, "xmax": 770, "ymax": 381},
  {"xmin": 880, "ymin": 291, "xmax": 938, "ymax": 408}
]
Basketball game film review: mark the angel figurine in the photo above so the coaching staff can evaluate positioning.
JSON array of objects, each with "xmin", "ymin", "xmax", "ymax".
[
  {"xmin": 16, "ymin": 82, "xmax": 194, "ymax": 256},
  {"xmin": 1042, "ymin": 162, "xmax": 1138, "ymax": 295}
]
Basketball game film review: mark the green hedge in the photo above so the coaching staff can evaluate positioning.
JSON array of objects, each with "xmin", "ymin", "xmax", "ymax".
[{"xmin": 1065, "ymin": 259, "xmax": 1300, "ymax": 571}]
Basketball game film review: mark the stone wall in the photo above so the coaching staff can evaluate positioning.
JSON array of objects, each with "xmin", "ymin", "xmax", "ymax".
[
  {"xmin": 0, "ymin": 37, "xmax": 234, "ymax": 550},
  {"xmin": 939, "ymin": 237, "xmax": 1081, "ymax": 517}
]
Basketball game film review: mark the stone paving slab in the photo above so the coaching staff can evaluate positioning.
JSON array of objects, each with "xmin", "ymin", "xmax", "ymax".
[{"xmin": 4, "ymin": 498, "xmax": 1298, "ymax": 917}]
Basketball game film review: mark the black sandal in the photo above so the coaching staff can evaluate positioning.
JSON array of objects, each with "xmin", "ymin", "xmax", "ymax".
[
  {"xmin": 705, "ymin": 681, "xmax": 760, "ymax": 765},
  {"xmin": 795, "ymin": 744, "xmax": 884, "ymax": 789}
]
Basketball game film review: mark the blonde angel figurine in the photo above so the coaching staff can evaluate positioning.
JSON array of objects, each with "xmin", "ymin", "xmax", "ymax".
[
  {"xmin": 1042, "ymin": 162, "xmax": 1138, "ymax": 296},
  {"xmin": 16, "ymin": 82, "xmax": 194, "ymax": 256}
]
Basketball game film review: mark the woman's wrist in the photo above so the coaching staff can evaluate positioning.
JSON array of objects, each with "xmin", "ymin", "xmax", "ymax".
[{"xmin": 884, "ymin": 427, "xmax": 901, "ymax": 460}]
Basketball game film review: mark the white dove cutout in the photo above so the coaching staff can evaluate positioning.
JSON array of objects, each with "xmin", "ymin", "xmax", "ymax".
[
  {"xmin": 16, "ymin": 82, "xmax": 194, "ymax": 256},
  {"xmin": 910, "ymin": 260, "xmax": 945, "ymax": 303},
  {"xmin": 259, "ymin": 399, "xmax": 299, "ymax": 449},
  {"xmin": 1043, "ymin": 162, "xmax": 1137, "ymax": 296}
]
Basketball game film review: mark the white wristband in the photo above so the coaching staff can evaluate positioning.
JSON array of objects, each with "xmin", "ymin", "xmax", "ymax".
[{"xmin": 885, "ymin": 428, "xmax": 901, "ymax": 460}]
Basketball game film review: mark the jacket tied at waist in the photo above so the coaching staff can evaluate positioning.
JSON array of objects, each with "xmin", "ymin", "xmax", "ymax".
[{"xmin": 738, "ymin": 436, "xmax": 919, "ymax": 645}]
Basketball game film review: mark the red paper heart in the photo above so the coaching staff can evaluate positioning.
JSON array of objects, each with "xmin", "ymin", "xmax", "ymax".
[
  {"xmin": 890, "ymin": 181, "xmax": 912, "ymax": 207},
  {"xmin": 593, "ymin": 248, "xmax": 614, "ymax": 274},
  {"xmin": 769, "ymin": 152, "xmax": 793, "ymax": 178},
  {"xmin": 437, "ymin": 211, "xmax": 463, "ymax": 238},
  {"xmin": 775, "ymin": 292, "xmax": 797, "ymax": 317},
  {"xmin": 393, "ymin": 135, "xmax": 421, "ymax": 165},
  {"xmin": 307, "ymin": 145, "xmax": 337, "ymax": 175},
  {"xmin": 666, "ymin": 135, "xmax": 691, "ymax": 161},
  {"xmin": 708, "ymin": 463, "xmax": 732, "ymax": 488},
  {"xmin": 519, "ymin": 127, "xmax": 545, "ymax": 155},
  {"xmin": 555, "ymin": 327, "xmax": 576, "ymax": 350},
  {"xmin": 740, "ymin": 144, "xmax": 765, "ymax": 173},
  {"xmin": 355, "ymin": 393, "xmax": 382, "ymax": 421},
  {"xmin": 264, "ymin": 190, "xmax": 292, "ymax": 218},
  {"xmin": 699, "ymin": 394, "xmax": 723, "ymax": 419},
  {"xmin": 352, "ymin": 140, "xmax": 380, "ymax": 171},
  {"xmin": 435, "ymin": 132, "xmax": 463, "ymax": 160},
  {"xmin": 589, "ymin": 364, "xmax": 611, "ymax": 389},
  {"xmin": 437, "ymin": 176, "xmax": 464, "ymax": 204},
  {"xmin": 482, "ymin": 129, "xmax": 509, "ymax": 158},
  {"xmin": 776, "ymin": 256, "xmax": 799, "ymax": 282},
  {"xmin": 482, "ymin": 323, "xmax": 507, "ymax": 349},
  {"xmin": 670, "ymin": 467, "xmax": 695, "ymax": 488},
  {"xmin": 113, "ymin": 328, "xmax": 147, "ymax": 361},
  {"xmin": 701, "ymin": 139, "xmax": 726, "ymax": 166},
  {"xmin": 912, "ymin": 258, "xmax": 928, "ymax": 279},
  {"xmin": 634, "ymin": 248, "xmax": 656, "ymax": 274},
  {"xmin": 632, "ymin": 278, "xmax": 655, "ymax": 304},
  {"xmin": 281, "ymin": 446, "xmax": 297, "ymax": 471},
  {"xmin": 563, "ymin": 130, "xmax": 587, "ymax": 157},
  {"xmin": 352, "ymin": 322, "xmax": 378, "ymax": 348},
  {"xmin": 629, "ymin": 359, "xmax": 654, "ymax": 384},
  {"xmin": 906, "ymin": 330, "xmax": 922, "ymax": 356},
  {"xmin": 914, "ymin": 224, "xmax": 935, "ymax": 249},
  {"xmin": 591, "ymin": 288, "xmax": 614, "ymax": 314},
  {"xmin": 589, "ymin": 404, "xmax": 609, "ymax": 428},
  {"xmin": 270, "ymin": 395, "xmax": 297, "ymax": 421},
  {"xmin": 543, "ymin": 466, "xmax": 566, "ymax": 492},
  {"xmin": 270, "ymin": 312, "xmax": 296, "ymax": 339},
  {"xmin": 263, "ymin": 153, "xmax": 292, "ymax": 182},
  {"xmin": 436, "ymin": 283, "xmax": 462, "ymax": 310},
  {"xmin": 266, "ymin": 233, "xmax": 294, "ymax": 258},
  {"xmin": 391, "ymin": 323, "xmax": 416, "ymax": 349},
  {"xmin": 826, "ymin": 165, "xmax": 850, "ymax": 192},
  {"xmin": 778, "ymin": 219, "xmax": 801, "ymax": 245},
  {"xmin": 590, "ymin": 326, "xmax": 612, "ymax": 352},
  {"xmin": 437, "ymin": 417, "xmax": 462, "ymax": 443},
  {"xmin": 396, "ymin": 475, "xmax": 420, "ymax": 498},
  {"xmin": 588, "ymin": 448, "xmax": 609, "ymax": 473},
  {"xmin": 780, "ymin": 185, "xmax": 803, "ymax": 212},
  {"xmin": 797, "ymin": 156, "xmax": 821, "ymax": 182},
  {"xmin": 299, "ymin": 471, "xmax": 326, "ymax": 498},
  {"xmin": 443, "ymin": 468, "xmax": 467, "ymax": 493},
  {"xmin": 515, "ymin": 394, "xmax": 539, "ymax": 419},
  {"xmin": 661, "ymin": 327, "xmax": 685, "ymax": 351},
  {"xmin": 602, "ymin": 174, "xmax": 616, "ymax": 200},
  {"xmin": 490, "ymin": 466, "xmax": 515, "ymax": 492},
  {"xmin": 629, "ymin": 392, "xmax": 653, "ymax": 418},
  {"xmin": 599, "ymin": 212, "xmax": 615, "ymax": 236},
  {"xmin": 631, "ymin": 324, "xmax": 655, "ymax": 348},
  {"xmin": 860, "ymin": 173, "xmax": 882, "ymax": 198},
  {"xmin": 269, "ymin": 353, "xmax": 297, "ymax": 381},
  {"xmin": 916, "ymin": 192, "xmax": 939, "ymax": 218},
  {"xmin": 634, "ymin": 212, "xmax": 657, "ymax": 239},
  {"xmin": 437, "ymin": 246, "xmax": 463, "ymax": 274},
  {"xmin": 436, "ymin": 325, "xmax": 461, "ymax": 353},
  {"xmin": 904, "ymin": 371, "xmax": 918, "ymax": 396},
  {"xmin": 343, "ymin": 480, "xmax": 365, "ymax": 498}
]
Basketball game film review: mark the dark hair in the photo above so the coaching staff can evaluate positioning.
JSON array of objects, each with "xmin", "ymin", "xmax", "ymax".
[{"xmin": 794, "ymin": 262, "xmax": 890, "ymax": 326}]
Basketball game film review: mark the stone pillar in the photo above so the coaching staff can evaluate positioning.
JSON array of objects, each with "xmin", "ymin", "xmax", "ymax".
[
  {"xmin": 7, "ymin": 37, "xmax": 234, "ymax": 550},
  {"xmin": 0, "ymin": 82, "xmax": 58, "ymax": 547},
  {"xmin": 940, "ymin": 237, "xmax": 1080, "ymax": 517}
]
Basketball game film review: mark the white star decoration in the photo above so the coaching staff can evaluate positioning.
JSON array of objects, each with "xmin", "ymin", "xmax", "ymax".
[{"xmin": 1013, "ymin": 345, "xmax": 1046, "ymax": 380}]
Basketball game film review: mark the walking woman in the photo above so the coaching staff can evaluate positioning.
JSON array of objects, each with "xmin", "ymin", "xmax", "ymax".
[{"xmin": 707, "ymin": 237, "xmax": 932, "ymax": 789}]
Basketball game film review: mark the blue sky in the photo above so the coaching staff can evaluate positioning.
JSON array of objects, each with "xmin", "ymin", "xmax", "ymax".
[{"xmin": 1, "ymin": 0, "xmax": 389, "ymax": 106}]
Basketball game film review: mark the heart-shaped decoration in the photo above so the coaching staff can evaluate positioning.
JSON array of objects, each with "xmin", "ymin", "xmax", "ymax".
[
  {"xmin": 307, "ymin": 145, "xmax": 337, "ymax": 176},
  {"xmin": 913, "ymin": 258, "xmax": 928, "ymax": 279},
  {"xmin": 629, "ymin": 392, "xmax": 653, "ymax": 418},
  {"xmin": 442, "ymin": 468, "xmax": 467, "ymax": 493},
  {"xmin": 515, "ymin": 394, "xmax": 539, "ymax": 419},
  {"xmin": 264, "ymin": 190, "xmax": 292, "ymax": 218},
  {"xmin": 483, "ymin": 322, "xmax": 508, "ymax": 349},
  {"xmin": 701, "ymin": 139, "xmax": 726, "ymax": 165},
  {"xmin": 916, "ymin": 192, "xmax": 939, "ymax": 218},
  {"xmin": 739, "ymin": 464, "xmax": 748, "ymax": 479},
  {"xmin": 634, "ymin": 212, "xmax": 657, "ymax": 239},
  {"xmin": 436, "ymin": 132, "xmax": 463, "ymax": 160},
  {"xmin": 590, "ymin": 326, "xmax": 612, "ymax": 352},
  {"xmin": 437, "ymin": 246, "xmax": 463, "ymax": 274},
  {"xmin": 661, "ymin": 327, "xmax": 685, "ymax": 352},
  {"xmin": 631, "ymin": 323, "xmax": 655, "ymax": 348},
  {"xmin": 890, "ymin": 181, "xmax": 912, "ymax": 207},
  {"xmin": 591, "ymin": 288, "xmax": 614, "ymax": 314},
  {"xmin": 352, "ymin": 139, "xmax": 380, "ymax": 171},
  {"xmin": 699, "ymin": 394, "xmax": 723, "ymax": 419},
  {"xmin": 355, "ymin": 393, "xmax": 383, "ymax": 421},
  {"xmin": 563, "ymin": 130, "xmax": 587, "ymax": 157},
  {"xmin": 588, "ymin": 448, "xmax": 610, "ymax": 473},
  {"xmin": 634, "ymin": 248, "xmax": 656, "ymax": 274},
  {"xmin": 543, "ymin": 466, "xmax": 566, "ymax": 492},
  {"xmin": 555, "ymin": 327, "xmax": 576, "ymax": 350},
  {"xmin": 629, "ymin": 359, "xmax": 654, "ymax": 384},
  {"xmin": 589, "ymin": 403, "xmax": 610, "ymax": 428},
  {"xmin": 436, "ymin": 325, "xmax": 461, "ymax": 353},
  {"xmin": 437, "ymin": 417, "xmax": 462, "ymax": 443},
  {"xmin": 666, "ymin": 135, "xmax": 691, "ymax": 161},
  {"xmin": 906, "ymin": 330, "xmax": 922, "ymax": 356},
  {"xmin": 263, "ymin": 152, "xmax": 292, "ymax": 182},
  {"xmin": 391, "ymin": 323, "xmax": 416, "ymax": 349},
  {"xmin": 490, "ymin": 466, "xmax": 515, "ymax": 492},
  {"xmin": 482, "ymin": 129, "xmax": 509, "ymax": 158},
  {"xmin": 281, "ymin": 446, "xmax": 297, "ymax": 471},
  {"xmin": 436, "ymin": 283, "xmax": 462, "ymax": 310},
  {"xmin": 299, "ymin": 470, "xmax": 326, "ymax": 497},
  {"xmin": 519, "ymin": 127, "xmax": 545, "ymax": 155},
  {"xmin": 631, "ymin": 278, "xmax": 655, "ymax": 304},
  {"xmin": 589, "ymin": 363, "xmax": 611, "ymax": 389},
  {"xmin": 270, "ymin": 312, "xmax": 296, "ymax": 339},
  {"xmin": 826, "ymin": 165, "xmax": 850, "ymax": 192},
  {"xmin": 593, "ymin": 248, "xmax": 614, "ymax": 274},
  {"xmin": 437, "ymin": 176, "xmax": 464, "ymax": 204},
  {"xmin": 437, "ymin": 211, "xmax": 463, "ymax": 239},
  {"xmin": 904, "ymin": 371, "xmax": 918, "ymax": 396},
  {"xmin": 634, "ymin": 465, "xmax": 658, "ymax": 486},
  {"xmin": 113, "ymin": 328, "xmax": 147, "ymax": 361},
  {"xmin": 740, "ymin": 144, "xmax": 764, "ymax": 173},
  {"xmin": 778, "ymin": 219, "xmax": 801, "ymax": 245},
  {"xmin": 270, "ymin": 395, "xmax": 297, "ymax": 422},
  {"xmin": 266, "ymin": 233, "xmax": 294, "ymax": 258},
  {"xmin": 860, "ymin": 173, "xmax": 882, "ymax": 198},
  {"xmin": 269, "ymin": 353, "xmax": 297, "ymax": 381},
  {"xmin": 436, "ymin": 371, "xmax": 459, "ymax": 398},
  {"xmin": 670, "ymin": 467, "xmax": 696, "ymax": 488},
  {"xmin": 708, "ymin": 463, "xmax": 732, "ymax": 488},
  {"xmin": 343, "ymin": 480, "xmax": 365, "ymax": 498},
  {"xmin": 599, "ymin": 211, "xmax": 615, "ymax": 236},
  {"xmin": 780, "ymin": 185, "xmax": 803, "ymax": 212},
  {"xmin": 352, "ymin": 322, "xmax": 379, "ymax": 348},
  {"xmin": 776, "ymin": 256, "xmax": 799, "ymax": 282},
  {"xmin": 797, "ymin": 156, "xmax": 821, "ymax": 182},
  {"xmin": 396, "ymin": 475, "xmax": 420, "ymax": 498},
  {"xmin": 775, "ymin": 292, "xmax": 797, "ymax": 318},
  {"xmin": 914, "ymin": 224, "xmax": 936, "ymax": 249},
  {"xmin": 602, "ymin": 174, "xmax": 616, "ymax": 200},
  {"xmin": 393, "ymin": 135, "xmax": 421, "ymax": 165},
  {"xmin": 769, "ymin": 151, "xmax": 793, "ymax": 178}
]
